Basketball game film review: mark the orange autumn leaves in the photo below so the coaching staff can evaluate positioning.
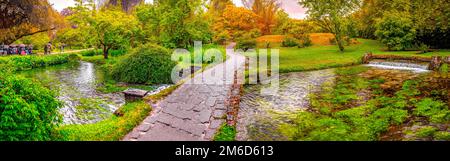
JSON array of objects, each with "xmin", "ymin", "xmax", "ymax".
[{"xmin": 212, "ymin": 2, "xmax": 280, "ymax": 43}]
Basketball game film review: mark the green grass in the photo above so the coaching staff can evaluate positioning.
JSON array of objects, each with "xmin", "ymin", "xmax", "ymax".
[
  {"xmin": 56, "ymin": 101, "xmax": 151, "ymax": 141},
  {"xmin": 258, "ymin": 39, "xmax": 450, "ymax": 73},
  {"xmin": 214, "ymin": 123, "xmax": 236, "ymax": 141},
  {"xmin": 0, "ymin": 54, "xmax": 72, "ymax": 71}
]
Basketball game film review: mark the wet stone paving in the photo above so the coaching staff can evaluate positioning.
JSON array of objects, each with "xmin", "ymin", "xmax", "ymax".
[{"xmin": 124, "ymin": 47, "xmax": 245, "ymax": 141}]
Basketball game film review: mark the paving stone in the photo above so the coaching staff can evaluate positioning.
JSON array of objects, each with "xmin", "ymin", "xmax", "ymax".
[
  {"xmin": 138, "ymin": 123, "xmax": 201, "ymax": 141},
  {"xmin": 144, "ymin": 116, "xmax": 157, "ymax": 124},
  {"xmin": 138, "ymin": 124, "xmax": 151, "ymax": 132},
  {"xmin": 210, "ymin": 119, "xmax": 224, "ymax": 129},
  {"xmin": 215, "ymin": 103, "xmax": 227, "ymax": 110},
  {"xmin": 130, "ymin": 131, "xmax": 140, "ymax": 139},
  {"xmin": 206, "ymin": 97, "xmax": 217, "ymax": 107},
  {"xmin": 157, "ymin": 113, "xmax": 176, "ymax": 125},
  {"xmin": 199, "ymin": 109, "xmax": 212, "ymax": 123},
  {"xmin": 177, "ymin": 121, "xmax": 206, "ymax": 137},
  {"xmin": 124, "ymin": 47, "xmax": 246, "ymax": 141},
  {"xmin": 204, "ymin": 128, "xmax": 216, "ymax": 140},
  {"xmin": 213, "ymin": 110, "xmax": 226, "ymax": 119}
]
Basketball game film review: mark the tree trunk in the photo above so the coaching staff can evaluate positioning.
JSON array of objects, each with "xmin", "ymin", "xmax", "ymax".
[
  {"xmin": 335, "ymin": 34, "xmax": 345, "ymax": 52},
  {"xmin": 103, "ymin": 46, "xmax": 109, "ymax": 59}
]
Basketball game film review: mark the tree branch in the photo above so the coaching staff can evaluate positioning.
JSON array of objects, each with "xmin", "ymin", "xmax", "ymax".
[{"xmin": 6, "ymin": 27, "xmax": 56, "ymax": 44}]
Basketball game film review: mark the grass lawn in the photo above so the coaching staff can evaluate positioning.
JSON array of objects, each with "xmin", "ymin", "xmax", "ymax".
[{"xmin": 266, "ymin": 39, "xmax": 450, "ymax": 73}]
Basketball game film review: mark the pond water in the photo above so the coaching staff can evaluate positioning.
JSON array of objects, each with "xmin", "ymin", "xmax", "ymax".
[
  {"xmin": 236, "ymin": 62, "xmax": 432, "ymax": 141},
  {"xmin": 19, "ymin": 61, "xmax": 126, "ymax": 125}
]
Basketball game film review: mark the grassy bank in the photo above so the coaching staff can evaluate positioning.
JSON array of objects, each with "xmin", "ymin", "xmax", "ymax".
[
  {"xmin": 214, "ymin": 123, "xmax": 237, "ymax": 141},
  {"xmin": 0, "ymin": 54, "xmax": 73, "ymax": 71},
  {"xmin": 56, "ymin": 101, "xmax": 151, "ymax": 141},
  {"xmin": 256, "ymin": 39, "xmax": 450, "ymax": 73}
]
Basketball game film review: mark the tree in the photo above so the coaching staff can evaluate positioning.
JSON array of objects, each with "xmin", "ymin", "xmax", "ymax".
[
  {"xmin": 93, "ymin": 9, "xmax": 140, "ymax": 59},
  {"xmin": 136, "ymin": 0, "xmax": 211, "ymax": 48},
  {"xmin": 273, "ymin": 10, "xmax": 290, "ymax": 35},
  {"xmin": 298, "ymin": 0, "xmax": 360, "ymax": 52},
  {"xmin": 352, "ymin": 0, "xmax": 450, "ymax": 48},
  {"xmin": 0, "ymin": 75, "xmax": 62, "ymax": 141},
  {"xmin": 209, "ymin": 0, "xmax": 233, "ymax": 16},
  {"xmin": 103, "ymin": 0, "xmax": 144, "ymax": 13},
  {"xmin": 375, "ymin": 12, "xmax": 416, "ymax": 51},
  {"xmin": 54, "ymin": 0, "xmax": 97, "ymax": 49},
  {"xmin": 242, "ymin": 0, "xmax": 281, "ymax": 35},
  {"xmin": 212, "ymin": 5, "xmax": 259, "ymax": 42},
  {"xmin": 0, "ymin": 0, "xmax": 64, "ymax": 44},
  {"xmin": 352, "ymin": 0, "xmax": 412, "ymax": 39}
]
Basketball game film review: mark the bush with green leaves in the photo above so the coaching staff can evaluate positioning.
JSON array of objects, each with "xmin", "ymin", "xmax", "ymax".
[
  {"xmin": 236, "ymin": 39, "xmax": 257, "ymax": 52},
  {"xmin": 282, "ymin": 36, "xmax": 299, "ymax": 47},
  {"xmin": 214, "ymin": 124, "xmax": 236, "ymax": 141},
  {"xmin": 111, "ymin": 44, "xmax": 176, "ymax": 84},
  {"xmin": 375, "ymin": 12, "xmax": 416, "ymax": 51},
  {"xmin": 298, "ymin": 36, "xmax": 312, "ymax": 48},
  {"xmin": 0, "ymin": 75, "xmax": 62, "ymax": 141},
  {"xmin": 414, "ymin": 98, "xmax": 449, "ymax": 123},
  {"xmin": 0, "ymin": 54, "xmax": 71, "ymax": 71},
  {"xmin": 81, "ymin": 50, "xmax": 101, "ymax": 57}
]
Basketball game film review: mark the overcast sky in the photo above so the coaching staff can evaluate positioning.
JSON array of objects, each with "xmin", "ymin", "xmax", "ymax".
[{"xmin": 48, "ymin": 0, "xmax": 307, "ymax": 19}]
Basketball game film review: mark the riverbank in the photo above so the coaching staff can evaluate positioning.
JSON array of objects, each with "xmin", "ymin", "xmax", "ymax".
[
  {"xmin": 238, "ymin": 65, "xmax": 449, "ymax": 141},
  {"xmin": 263, "ymin": 39, "xmax": 450, "ymax": 73}
]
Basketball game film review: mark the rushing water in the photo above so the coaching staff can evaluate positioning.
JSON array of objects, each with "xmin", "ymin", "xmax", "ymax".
[
  {"xmin": 236, "ymin": 69, "xmax": 336, "ymax": 141},
  {"xmin": 367, "ymin": 60, "xmax": 430, "ymax": 73},
  {"xmin": 19, "ymin": 61, "xmax": 126, "ymax": 125},
  {"xmin": 237, "ymin": 62, "xmax": 432, "ymax": 141}
]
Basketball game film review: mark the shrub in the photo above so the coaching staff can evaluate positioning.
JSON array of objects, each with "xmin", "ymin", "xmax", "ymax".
[
  {"xmin": 0, "ymin": 75, "xmax": 62, "ymax": 141},
  {"xmin": 282, "ymin": 36, "xmax": 299, "ymax": 47},
  {"xmin": 110, "ymin": 49, "xmax": 127, "ymax": 57},
  {"xmin": 434, "ymin": 131, "xmax": 450, "ymax": 141},
  {"xmin": 111, "ymin": 44, "xmax": 176, "ymax": 84},
  {"xmin": 68, "ymin": 54, "xmax": 81, "ymax": 62},
  {"xmin": 416, "ymin": 43, "xmax": 430, "ymax": 54},
  {"xmin": 214, "ymin": 124, "xmax": 236, "ymax": 141},
  {"xmin": 415, "ymin": 126, "xmax": 437, "ymax": 138},
  {"xmin": 81, "ymin": 50, "xmax": 100, "ymax": 57},
  {"xmin": 298, "ymin": 36, "xmax": 312, "ymax": 48},
  {"xmin": 414, "ymin": 98, "xmax": 450, "ymax": 123},
  {"xmin": 375, "ymin": 12, "xmax": 416, "ymax": 51},
  {"xmin": 236, "ymin": 39, "xmax": 257, "ymax": 51},
  {"xmin": 0, "ymin": 54, "xmax": 70, "ymax": 71}
]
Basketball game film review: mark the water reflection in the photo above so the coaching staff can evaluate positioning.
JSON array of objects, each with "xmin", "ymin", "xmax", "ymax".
[
  {"xmin": 20, "ymin": 61, "xmax": 125, "ymax": 125},
  {"xmin": 237, "ymin": 69, "xmax": 336, "ymax": 141}
]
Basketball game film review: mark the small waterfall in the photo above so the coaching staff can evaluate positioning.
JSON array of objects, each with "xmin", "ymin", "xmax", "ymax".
[{"xmin": 366, "ymin": 61, "xmax": 430, "ymax": 73}]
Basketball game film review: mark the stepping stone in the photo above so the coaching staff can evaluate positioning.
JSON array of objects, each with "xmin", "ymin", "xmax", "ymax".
[{"xmin": 123, "ymin": 88, "xmax": 149, "ymax": 101}]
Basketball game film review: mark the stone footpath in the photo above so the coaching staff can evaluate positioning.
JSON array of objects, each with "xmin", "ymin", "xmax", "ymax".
[{"xmin": 123, "ymin": 44, "xmax": 245, "ymax": 141}]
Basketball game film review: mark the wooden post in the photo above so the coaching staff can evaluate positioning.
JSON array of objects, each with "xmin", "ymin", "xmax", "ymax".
[
  {"xmin": 444, "ymin": 56, "xmax": 450, "ymax": 64},
  {"xmin": 362, "ymin": 52, "xmax": 373, "ymax": 64},
  {"xmin": 429, "ymin": 56, "xmax": 443, "ymax": 71}
]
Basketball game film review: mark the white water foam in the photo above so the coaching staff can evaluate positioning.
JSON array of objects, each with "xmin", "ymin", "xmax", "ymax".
[{"xmin": 366, "ymin": 61, "xmax": 430, "ymax": 73}]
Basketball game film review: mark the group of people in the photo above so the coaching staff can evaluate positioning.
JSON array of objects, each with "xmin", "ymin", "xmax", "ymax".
[
  {"xmin": 0, "ymin": 42, "xmax": 67, "ymax": 56},
  {"xmin": 0, "ymin": 44, "xmax": 33, "ymax": 56}
]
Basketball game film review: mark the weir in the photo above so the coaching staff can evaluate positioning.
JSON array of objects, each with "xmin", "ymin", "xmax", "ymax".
[{"xmin": 362, "ymin": 53, "xmax": 450, "ymax": 71}]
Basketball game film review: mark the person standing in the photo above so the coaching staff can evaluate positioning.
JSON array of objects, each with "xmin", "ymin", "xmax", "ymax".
[
  {"xmin": 45, "ymin": 42, "xmax": 52, "ymax": 55},
  {"xmin": 60, "ymin": 43, "xmax": 65, "ymax": 53},
  {"xmin": 48, "ymin": 42, "xmax": 53, "ymax": 54},
  {"xmin": 44, "ymin": 43, "xmax": 48, "ymax": 55}
]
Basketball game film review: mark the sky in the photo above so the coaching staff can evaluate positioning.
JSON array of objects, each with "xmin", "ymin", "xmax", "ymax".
[{"xmin": 48, "ymin": 0, "xmax": 307, "ymax": 19}]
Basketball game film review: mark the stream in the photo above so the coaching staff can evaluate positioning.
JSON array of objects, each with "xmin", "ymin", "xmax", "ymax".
[
  {"xmin": 237, "ymin": 61, "xmax": 432, "ymax": 141},
  {"xmin": 19, "ymin": 61, "xmax": 125, "ymax": 125}
]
